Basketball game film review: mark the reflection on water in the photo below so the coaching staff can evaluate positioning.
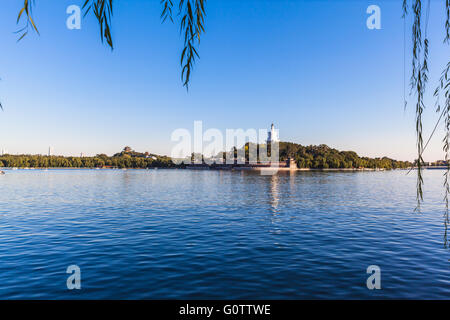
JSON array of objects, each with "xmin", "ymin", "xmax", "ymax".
[
  {"xmin": 269, "ymin": 174, "xmax": 280, "ymax": 213},
  {"xmin": 0, "ymin": 169, "xmax": 449, "ymax": 299}
]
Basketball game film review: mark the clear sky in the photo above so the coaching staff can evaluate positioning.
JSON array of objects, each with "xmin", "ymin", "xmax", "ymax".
[{"xmin": 0, "ymin": 0, "xmax": 449, "ymax": 161}]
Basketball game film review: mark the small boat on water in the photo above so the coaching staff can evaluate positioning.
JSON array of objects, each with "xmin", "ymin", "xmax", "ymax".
[{"xmin": 0, "ymin": 170, "xmax": 5, "ymax": 175}]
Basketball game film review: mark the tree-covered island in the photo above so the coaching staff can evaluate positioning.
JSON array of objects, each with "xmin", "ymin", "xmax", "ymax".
[{"xmin": 0, "ymin": 144, "xmax": 412, "ymax": 170}]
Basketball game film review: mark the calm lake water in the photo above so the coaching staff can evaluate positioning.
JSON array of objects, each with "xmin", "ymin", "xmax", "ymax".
[{"xmin": 0, "ymin": 169, "xmax": 449, "ymax": 299}]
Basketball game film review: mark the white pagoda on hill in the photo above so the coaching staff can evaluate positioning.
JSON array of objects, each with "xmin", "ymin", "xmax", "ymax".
[{"xmin": 267, "ymin": 123, "xmax": 279, "ymax": 143}]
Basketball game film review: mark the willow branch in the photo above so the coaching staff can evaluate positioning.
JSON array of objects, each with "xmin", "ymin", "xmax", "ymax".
[{"xmin": 82, "ymin": 0, "xmax": 114, "ymax": 50}]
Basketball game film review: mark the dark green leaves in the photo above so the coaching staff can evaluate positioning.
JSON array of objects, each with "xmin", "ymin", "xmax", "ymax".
[
  {"xmin": 82, "ymin": 0, "xmax": 114, "ymax": 50},
  {"xmin": 162, "ymin": 0, "xmax": 206, "ymax": 90}
]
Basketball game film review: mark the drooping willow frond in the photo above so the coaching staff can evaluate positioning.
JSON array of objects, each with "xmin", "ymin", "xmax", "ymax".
[
  {"xmin": 161, "ymin": 0, "xmax": 174, "ymax": 23},
  {"xmin": 408, "ymin": 0, "xmax": 426, "ymax": 210},
  {"xmin": 16, "ymin": 0, "xmax": 39, "ymax": 42},
  {"xmin": 82, "ymin": 0, "xmax": 114, "ymax": 50},
  {"xmin": 163, "ymin": 0, "xmax": 206, "ymax": 90},
  {"xmin": 402, "ymin": 0, "xmax": 433, "ymax": 211},
  {"xmin": 180, "ymin": 0, "xmax": 206, "ymax": 89},
  {"xmin": 410, "ymin": 0, "xmax": 422, "ymax": 91},
  {"xmin": 403, "ymin": 0, "xmax": 450, "ymax": 244}
]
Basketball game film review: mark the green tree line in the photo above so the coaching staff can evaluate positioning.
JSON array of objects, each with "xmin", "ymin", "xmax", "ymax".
[
  {"xmin": 0, "ymin": 144, "xmax": 412, "ymax": 170},
  {"xmin": 237, "ymin": 142, "xmax": 412, "ymax": 169},
  {"xmin": 0, "ymin": 147, "xmax": 174, "ymax": 169},
  {"xmin": 278, "ymin": 142, "xmax": 412, "ymax": 169}
]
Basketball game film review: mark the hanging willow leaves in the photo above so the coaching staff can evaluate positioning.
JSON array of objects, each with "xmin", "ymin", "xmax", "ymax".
[
  {"xmin": 82, "ymin": 0, "xmax": 114, "ymax": 50},
  {"xmin": 161, "ymin": 0, "xmax": 174, "ymax": 23},
  {"xmin": 161, "ymin": 0, "xmax": 206, "ymax": 89},
  {"xmin": 405, "ymin": 0, "xmax": 428, "ymax": 210},
  {"xmin": 403, "ymin": 0, "xmax": 450, "ymax": 247},
  {"xmin": 16, "ymin": 0, "xmax": 40, "ymax": 41},
  {"xmin": 160, "ymin": 0, "xmax": 207, "ymax": 88}
]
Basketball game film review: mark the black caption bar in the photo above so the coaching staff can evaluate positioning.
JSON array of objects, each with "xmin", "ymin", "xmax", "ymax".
[{"xmin": 1, "ymin": 300, "xmax": 449, "ymax": 318}]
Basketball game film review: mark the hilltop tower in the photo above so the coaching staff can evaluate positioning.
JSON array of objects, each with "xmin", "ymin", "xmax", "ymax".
[{"xmin": 267, "ymin": 123, "xmax": 279, "ymax": 144}]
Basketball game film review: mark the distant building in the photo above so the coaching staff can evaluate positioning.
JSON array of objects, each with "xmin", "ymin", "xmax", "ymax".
[{"xmin": 267, "ymin": 123, "xmax": 279, "ymax": 144}]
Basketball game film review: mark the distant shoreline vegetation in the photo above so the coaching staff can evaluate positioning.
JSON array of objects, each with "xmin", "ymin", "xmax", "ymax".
[
  {"xmin": 0, "ymin": 143, "xmax": 412, "ymax": 170},
  {"xmin": 278, "ymin": 142, "xmax": 412, "ymax": 170},
  {"xmin": 0, "ymin": 147, "xmax": 175, "ymax": 169}
]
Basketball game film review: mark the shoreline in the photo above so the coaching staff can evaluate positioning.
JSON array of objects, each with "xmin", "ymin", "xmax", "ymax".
[
  {"xmin": 0, "ymin": 166, "xmax": 405, "ymax": 171},
  {"xmin": 2, "ymin": 166, "xmax": 445, "ymax": 171}
]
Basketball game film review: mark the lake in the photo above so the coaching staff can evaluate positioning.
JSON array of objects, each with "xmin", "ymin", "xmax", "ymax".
[{"xmin": 0, "ymin": 169, "xmax": 449, "ymax": 299}]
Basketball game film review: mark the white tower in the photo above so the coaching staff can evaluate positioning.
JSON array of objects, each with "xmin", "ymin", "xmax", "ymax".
[{"xmin": 267, "ymin": 123, "xmax": 279, "ymax": 143}]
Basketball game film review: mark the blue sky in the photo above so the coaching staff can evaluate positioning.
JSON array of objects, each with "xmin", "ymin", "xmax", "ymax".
[{"xmin": 0, "ymin": 0, "xmax": 448, "ymax": 161}]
